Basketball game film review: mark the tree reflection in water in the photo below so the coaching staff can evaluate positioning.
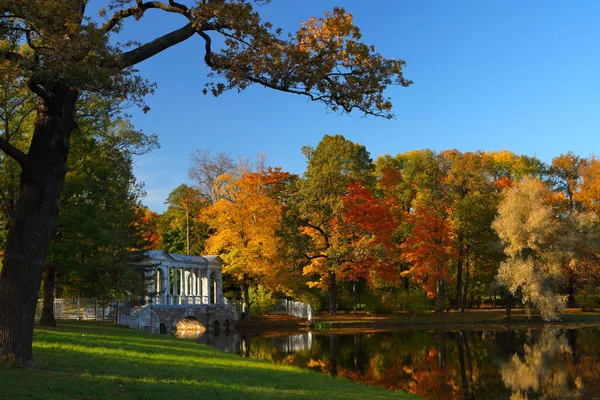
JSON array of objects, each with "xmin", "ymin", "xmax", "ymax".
[
  {"xmin": 500, "ymin": 327, "xmax": 582, "ymax": 400},
  {"xmin": 185, "ymin": 327, "xmax": 600, "ymax": 399}
]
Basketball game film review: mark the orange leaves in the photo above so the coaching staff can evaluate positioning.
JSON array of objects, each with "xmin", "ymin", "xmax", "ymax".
[
  {"xmin": 574, "ymin": 156, "xmax": 600, "ymax": 214},
  {"xmin": 493, "ymin": 176, "xmax": 514, "ymax": 191},
  {"xmin": 401, "ymin": 203, "xmax": 456, "ymax": 298},
  {"xmin": 333, "ymin": 181, "xmax": 400, "ymax": 284},
  {"xmin": 133, "ymin": 206, "xmax": 159, "ymax": 250}
]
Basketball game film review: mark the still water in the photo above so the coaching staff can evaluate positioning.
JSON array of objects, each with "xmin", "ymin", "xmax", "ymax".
[{"xmin": 181, "ymin": 327, "xmax": 600, "ymax": 400}]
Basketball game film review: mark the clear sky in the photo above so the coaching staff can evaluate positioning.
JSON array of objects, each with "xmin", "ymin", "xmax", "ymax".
[{"xmin": 111, "ymin": 1, "xmax": 600, "ymax": 213}]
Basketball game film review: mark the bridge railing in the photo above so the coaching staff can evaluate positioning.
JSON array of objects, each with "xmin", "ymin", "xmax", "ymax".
[
  {"xmin": 118, "ymin": 305, "xmax": 161, "ymax": 333},
  {"xmin": 270, "ymin": 299, "xmax": 315, "ymax": 322},
  {"xmin": 153, "ymin": 295, "xmax": 209, "ymax": 306}
]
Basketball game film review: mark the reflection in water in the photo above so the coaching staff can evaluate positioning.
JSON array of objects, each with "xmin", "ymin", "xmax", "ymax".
[
  {"xmin": 184, "ymin": 327, "xmax": 600, "ymax": 400},
  {"xmin": 500, "ymin": 327, "xmax": 582, "ymax": 400},
  {"xmin": 329, "ymin": 334, "xmax": 339, "ymax": 377}
]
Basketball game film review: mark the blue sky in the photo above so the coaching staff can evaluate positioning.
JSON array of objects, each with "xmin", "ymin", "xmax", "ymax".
[{"xmin": 107, "ymin": 1, "xmax": 600, "ymax": 212}]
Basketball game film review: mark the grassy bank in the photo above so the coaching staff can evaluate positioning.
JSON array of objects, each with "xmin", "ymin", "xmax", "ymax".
[
  {"xmin": 312, "ymin": 308, "xmax": 600, "ymax": 332},
  {"xmin": 0, "ymin": 321, "xmax": 417, "ymax": 400}
]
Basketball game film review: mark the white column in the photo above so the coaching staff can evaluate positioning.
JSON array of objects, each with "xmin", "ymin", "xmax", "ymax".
[
  {"xmin": 204, "ymin": 270, "xmax": 212, "ymax": 305},
  {"xmin": 173, "ymin": 266, "xmax": 178, "ymax": 304},
  {"xmin": 190, "ymin": 269, "xmax": 195, "ymax": 296},
  {"xmin": 215, "ymin": 270, "xmax": 223, "ymax": 304},
  {"xmin": 163, "ymin": 267, "xmax": 169, "ymax": 304},
  {"xmin": 199, "ymin": 269, "xmax": 205, "ymax": 303},
  {"xmin": 179, "ymin": 268, "xmax": 183, "ymax": 300},
  {"xmin": 196, "ymin": 269, "xmax": 200, "ymax": 298},
  {"xmin": 183, "ymin": 268, "xmax": 189, "ymax": 298}
]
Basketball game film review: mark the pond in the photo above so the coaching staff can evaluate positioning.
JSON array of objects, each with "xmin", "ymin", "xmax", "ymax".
[{"xmin": 178, "ymin": 327, "xmax": 600, "ymax": 399}]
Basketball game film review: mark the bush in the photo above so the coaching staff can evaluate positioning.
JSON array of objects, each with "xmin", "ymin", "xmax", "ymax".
[
  {"xmin": 312, "ymin": 321, "xmax": 332, "ymax": 331},
  {"xmin": 402, "ymin": 289, "xmax": 431, "ymax": 316},
  {"xmin": 249, "ymin": 285, "xmax": 277, "ymax": 318},
  {"xmin": 575, "ymin": 288, "xmax": 600, "ymax": 311},
  {"xmin": 376, "ymin": 288, "xmax": 431, "ymax": 316}
]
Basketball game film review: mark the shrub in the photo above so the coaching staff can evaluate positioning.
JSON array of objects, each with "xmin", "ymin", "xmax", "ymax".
[
  {"xmin": 404, "ymin": 289, "xmax": 431, "ymax": 316},
  {"xmin": 249, "ymin": 285, "xmax": 277, "ymax": 318},
  {"xmin": 575, "ymin": 288, "xmax": 600, "ymax": 311}
]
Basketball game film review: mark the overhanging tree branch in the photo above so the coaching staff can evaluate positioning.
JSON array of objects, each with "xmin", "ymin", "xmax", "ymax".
[
  {"xmin": 0, "ymin": 136, "xmax": 29, "ymax": 169},
  {"xmin": 101, "ymin": 1, "xmax": 190, "ymax": 34},
  {"xmin": 118, "ymin": 23, "xmax": 196, "ymax": 67},
  {"xmin": 27, "ymin": 78, "xmax": 52, "ymax": 105}
]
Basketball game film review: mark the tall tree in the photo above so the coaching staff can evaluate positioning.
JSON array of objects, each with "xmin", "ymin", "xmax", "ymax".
[
  {"xmin": 202, "ymin": 169, "xmax": 286, "ymax": 321},
  {"xmin": 163, "ymin": 184, "xmax": 206, "ymax": 255},
  {"xmin": 189, "ymin": 149, "xmax": 236, "ymax": 205},
  {"xmin": 297, "ymin": 134, "xmax": 374, "ymax": 314},
  {"xmin": 401, "ymin": 200, "xmax": 457, "ymax": 314},
  {"xmin": 550, "ymin": 152, "xmax": 585, "ymax": 213},
  {"xmin": 333, "ymin": 181, "xmax": 399, "ymax": 315},
  {"xmin": 41, "ymin": 116, "xmax": 157, "ymax": 325},
  {"xmin": 492, "ymin": 177, "xmax": 567, "ymax": 321},
  {"xmin": 0, "ymin": 1, "xmax": 410, "ymax": 363},
  {"xmin": 441, "ymin": 150, "xmax": 497, "ymax": 311}
]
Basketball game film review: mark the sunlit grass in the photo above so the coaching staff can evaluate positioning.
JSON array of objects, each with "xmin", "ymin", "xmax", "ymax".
[{"xmin": 1, "ymin": 321, "xmax": 418, "ymax": 399}]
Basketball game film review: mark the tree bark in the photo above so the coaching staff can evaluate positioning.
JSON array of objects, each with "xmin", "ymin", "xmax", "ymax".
[
  {"xmin": 505, "ymin": 289, "xmax": 513, "ymax": 320},
  {"xmin": 436, "ymin": 279, "xmax": 445, "ymax": 314},
  {"xmin": 462, "ymin": 246, "xmax": 470, "ymax": 309},
  {"xmin": 243, "ymin": 283, "xmax": 251, "ymax": 322},
  {"xmin": 328, "ymin": 269, "xmax": 336, "ymax": 315},
  {"xmin": 38, "ymin": 264, "xmax": 56, "ymax": 327},
  {"xmin": 0, "ymin": 85, "xmax": 78, "ymax": 365},
  {"xmin": 185, "ymin": 209, "xmax": 190, "ymax": 256},
  {"xmin": 352, "ymin": 280, "xmax": 358, "ymax": 317},
  {"xmin": 456, "ymin": 238, "xmax": 464, "ymax": 312}
]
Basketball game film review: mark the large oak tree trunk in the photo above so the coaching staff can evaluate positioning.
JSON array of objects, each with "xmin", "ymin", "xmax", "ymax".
[
  {"xmin": 328, "ymin": 270, "xmax": 336, "ymax": 315},
  {"xmin": 0, "ymin": 85, "xmax": 77, "ymax": 364},
  {"xmin": 38, "ymin": 264, "xmax": 56, "ymax": 327}
]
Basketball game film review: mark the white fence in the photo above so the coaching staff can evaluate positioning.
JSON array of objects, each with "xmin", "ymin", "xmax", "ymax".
[
  {"xmin": 35, "ymin": 298, "xmax": 122, "ymax": 322},
  {"xmin": 35, "ymin": 298, "xmax": 157, "ymax": 329},
  {"xmin": 270, "ymin": 299, "xmax": 315, "ymax": 322}
]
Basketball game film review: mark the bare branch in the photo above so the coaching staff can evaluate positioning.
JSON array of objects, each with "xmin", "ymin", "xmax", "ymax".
[
  {"xmin": 101, "ymin": 1, "xmax": 189, "ymax": 34},
  {"xmin": 0, "ymin": 136, "xmax": 29, "ymax": 170},
  {"xmin": 196, "ymin": 30, "xmax": 214, "ymax": 67},
  {"xmin": 8, "ymin": 107, "xmax": 36, "ymax": 141}
]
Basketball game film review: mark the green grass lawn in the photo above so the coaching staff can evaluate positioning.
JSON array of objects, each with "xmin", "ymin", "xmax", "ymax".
[{"xmin": 0, "ymin": 321, "xmax": 417, "ymax": 400}]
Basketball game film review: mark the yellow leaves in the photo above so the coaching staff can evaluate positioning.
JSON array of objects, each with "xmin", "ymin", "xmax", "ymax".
[{"xmin": 201, "ymin": 171, "xmax": 284, "ymax": 285}]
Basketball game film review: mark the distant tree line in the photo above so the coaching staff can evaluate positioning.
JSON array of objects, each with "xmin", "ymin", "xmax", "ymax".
[{"xmin": 142, "ymin": 136, "xmax": 600, "ymax": 321}]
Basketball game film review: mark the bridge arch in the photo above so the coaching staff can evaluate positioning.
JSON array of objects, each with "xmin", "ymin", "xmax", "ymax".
[{"xmin": 176, "ymin": 316, "xmax": 206, "ymax": 332}]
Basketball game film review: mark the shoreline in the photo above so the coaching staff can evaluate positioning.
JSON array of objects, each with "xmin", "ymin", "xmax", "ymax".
[{"xmin": 235, "ymin": 308, "xmax": 600, "ymax": 334}]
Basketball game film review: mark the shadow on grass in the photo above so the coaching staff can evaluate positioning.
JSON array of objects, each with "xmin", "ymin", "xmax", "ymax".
[{"xmin": 2, "ymin": 321, "xmax": 418, "ymax": 400}]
